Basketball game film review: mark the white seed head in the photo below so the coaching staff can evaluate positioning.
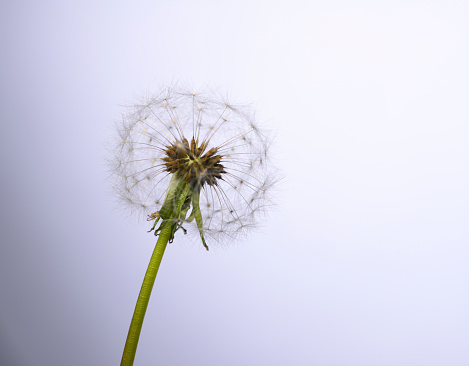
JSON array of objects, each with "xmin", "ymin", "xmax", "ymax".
[{"xmin": 110, "ymin": 85, "xmax": 277, "ymax": 243}]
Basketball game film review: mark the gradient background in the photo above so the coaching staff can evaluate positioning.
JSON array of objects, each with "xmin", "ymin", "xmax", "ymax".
[{"xmin": 1, "ymin": 1, "xmax": 469, "ymax": 365}]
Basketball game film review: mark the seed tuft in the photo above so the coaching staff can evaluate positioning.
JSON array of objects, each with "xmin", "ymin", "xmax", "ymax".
[{"xmin": 110, "ymin": 85, "xmax": 277, "ymax": 244}]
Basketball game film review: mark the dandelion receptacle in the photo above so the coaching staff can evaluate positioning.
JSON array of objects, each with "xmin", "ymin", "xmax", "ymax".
[{"xmin": 110, "ymin": 86, "xmax": 276, "ymax": 365}]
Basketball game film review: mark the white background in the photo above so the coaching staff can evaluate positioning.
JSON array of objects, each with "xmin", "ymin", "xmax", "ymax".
[{"xmin": 1, "ymin": 0, "xmax": 468, "ymax": 365}]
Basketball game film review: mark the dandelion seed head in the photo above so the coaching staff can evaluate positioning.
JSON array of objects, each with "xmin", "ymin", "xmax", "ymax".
[{"xmin": 110, "ymin": 85, "xmax": 277, "ymax": 244}]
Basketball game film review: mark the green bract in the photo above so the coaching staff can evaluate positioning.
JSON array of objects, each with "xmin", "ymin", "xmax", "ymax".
[{"xmin": 151, "ymin": 174, "xmax": 208, "ymax": 250}]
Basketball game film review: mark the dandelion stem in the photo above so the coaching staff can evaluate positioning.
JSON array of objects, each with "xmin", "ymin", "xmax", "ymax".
[{"xmin": 120, "ymin": 221, "xmax": 172, "ymax": 366}]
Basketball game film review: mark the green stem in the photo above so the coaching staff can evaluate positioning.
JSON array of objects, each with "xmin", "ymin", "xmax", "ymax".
[{"xmin": 120, "ymin": 222, "xmax": 172, "ymax": 366}]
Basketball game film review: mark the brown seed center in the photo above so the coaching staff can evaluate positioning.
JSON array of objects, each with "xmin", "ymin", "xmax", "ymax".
[{"xmin": 162, "ymin": 137, "xmax": 226, "ymax": 187}]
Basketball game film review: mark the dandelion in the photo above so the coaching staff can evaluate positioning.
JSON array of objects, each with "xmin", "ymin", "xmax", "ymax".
[{"xmin": 110, "ymin": 85, "xmax": 276, "ymax": 365}]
